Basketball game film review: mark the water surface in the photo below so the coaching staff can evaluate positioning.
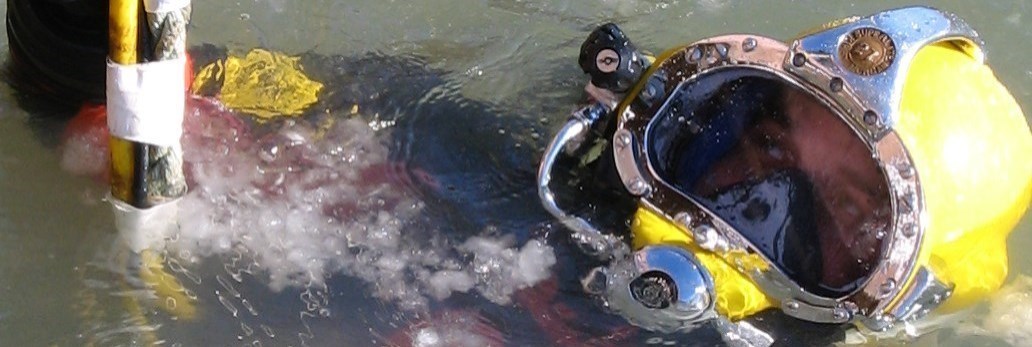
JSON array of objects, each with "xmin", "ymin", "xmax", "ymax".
[{"xmin": 1, "ymin": 1, "xmax": 1030, "ymax": 346}]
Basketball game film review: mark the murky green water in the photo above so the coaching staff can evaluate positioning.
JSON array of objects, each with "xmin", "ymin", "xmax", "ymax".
[{"xmin": 0, "ymin": 0, "xmax": 1030, "ymax": 346}]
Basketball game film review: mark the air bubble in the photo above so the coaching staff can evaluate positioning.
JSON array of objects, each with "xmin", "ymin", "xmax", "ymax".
[{"xmin": 259, "ymin": 142, "xmax": 279, "ymax": 162}]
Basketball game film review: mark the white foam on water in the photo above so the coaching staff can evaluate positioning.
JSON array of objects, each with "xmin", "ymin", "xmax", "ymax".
[
  {"xmin": 60, "ymin": 124, "xmax": 108, "ymax": 178},
  {"xmin": 58, "ymin": 97, "xmax": 558, "ymax": 344},
  {"xmin": 130, "ymin": 100, "xmax": 559, "ymax": 312},
  {"xmin": 410, "ymin": 311, "xmax": 499, "ymax": 347},
  {"xmin": 412, "ymin": 326, "xmax": 491, "ymax": 347},
  {"xmin": 459, "ymin": 236, "xmax": 556, "ymax": 304},
  {"xmin": 977, "ymin": 275, "xmax": 1032, "ymax": 345}
]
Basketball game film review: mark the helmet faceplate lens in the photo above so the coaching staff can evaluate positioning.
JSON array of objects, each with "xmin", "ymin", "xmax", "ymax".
[{"xmin": 647, "ymin": 68, "xmax": 892, "ymax": 297}]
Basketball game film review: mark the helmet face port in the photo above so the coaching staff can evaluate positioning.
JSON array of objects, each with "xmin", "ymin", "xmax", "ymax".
[{"xmin": 645, "ymin": 68, "xmax": 891, "ymax": 298}]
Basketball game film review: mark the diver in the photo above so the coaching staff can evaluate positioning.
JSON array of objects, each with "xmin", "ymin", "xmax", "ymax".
[{"xmin": 540, "ymin": 5, "xmax": 1032, "ymax": 346}]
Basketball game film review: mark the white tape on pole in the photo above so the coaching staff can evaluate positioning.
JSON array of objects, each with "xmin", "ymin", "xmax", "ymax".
[
  {"xmin": 106, "ymin": 57, "xmax": 186, "ymax": 147},
  {"xmin": 143, "ymin": 0, "xmax": 190, "ymax": 13}
]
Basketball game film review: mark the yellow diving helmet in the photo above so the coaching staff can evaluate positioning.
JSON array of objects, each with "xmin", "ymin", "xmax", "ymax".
[{"xmin": 537, "ymin": 6, "xmax": 1032, "ymax": 344}]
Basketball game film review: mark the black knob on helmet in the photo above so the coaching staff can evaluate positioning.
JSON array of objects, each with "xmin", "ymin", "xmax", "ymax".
[{"xmin": 578, "ymin": 23, "xmax": 648, "ymax": 94}]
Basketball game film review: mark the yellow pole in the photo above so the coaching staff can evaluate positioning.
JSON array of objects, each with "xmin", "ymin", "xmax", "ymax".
[
  {"xmin": 108, "ymin": 0, "xmax": 188, "ymax": 207},
  {"xmin": 105, "ymin": 0, "xmax": 197, "ymax": 331},
  {"xmin": 108, "ymin": 0, "xmax": 137, "ymax": 64},
  {"xmin": 108, "ymin": 0, "xmax": 139, "ymax": 204}
]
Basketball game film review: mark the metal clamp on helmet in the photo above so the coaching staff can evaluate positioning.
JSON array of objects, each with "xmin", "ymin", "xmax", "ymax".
[{"xmin": 538, "ymin": 5, "xmax": 1032, "ymax": 342}]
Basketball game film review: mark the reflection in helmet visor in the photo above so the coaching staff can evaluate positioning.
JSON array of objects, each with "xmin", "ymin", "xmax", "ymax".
[{"xmin": 646, "ymin": 68, "xmax": 892, "ymax": 297}]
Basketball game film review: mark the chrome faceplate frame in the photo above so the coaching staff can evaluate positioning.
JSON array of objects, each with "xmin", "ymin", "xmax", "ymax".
[{"xmin": 610, "ymin": 6, "xmax": 980, "ymax": 327}]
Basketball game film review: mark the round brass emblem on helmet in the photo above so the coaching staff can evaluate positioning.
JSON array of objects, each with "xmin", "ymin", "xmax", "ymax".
[{"xmin": 839, "ymin": 28, "xmax": 896, "ymax": 76}]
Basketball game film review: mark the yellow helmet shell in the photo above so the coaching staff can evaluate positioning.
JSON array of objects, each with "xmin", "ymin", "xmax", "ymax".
[{"xmin": 897, "ymin": 42, "xmax": 1032, "ymax": 311}]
